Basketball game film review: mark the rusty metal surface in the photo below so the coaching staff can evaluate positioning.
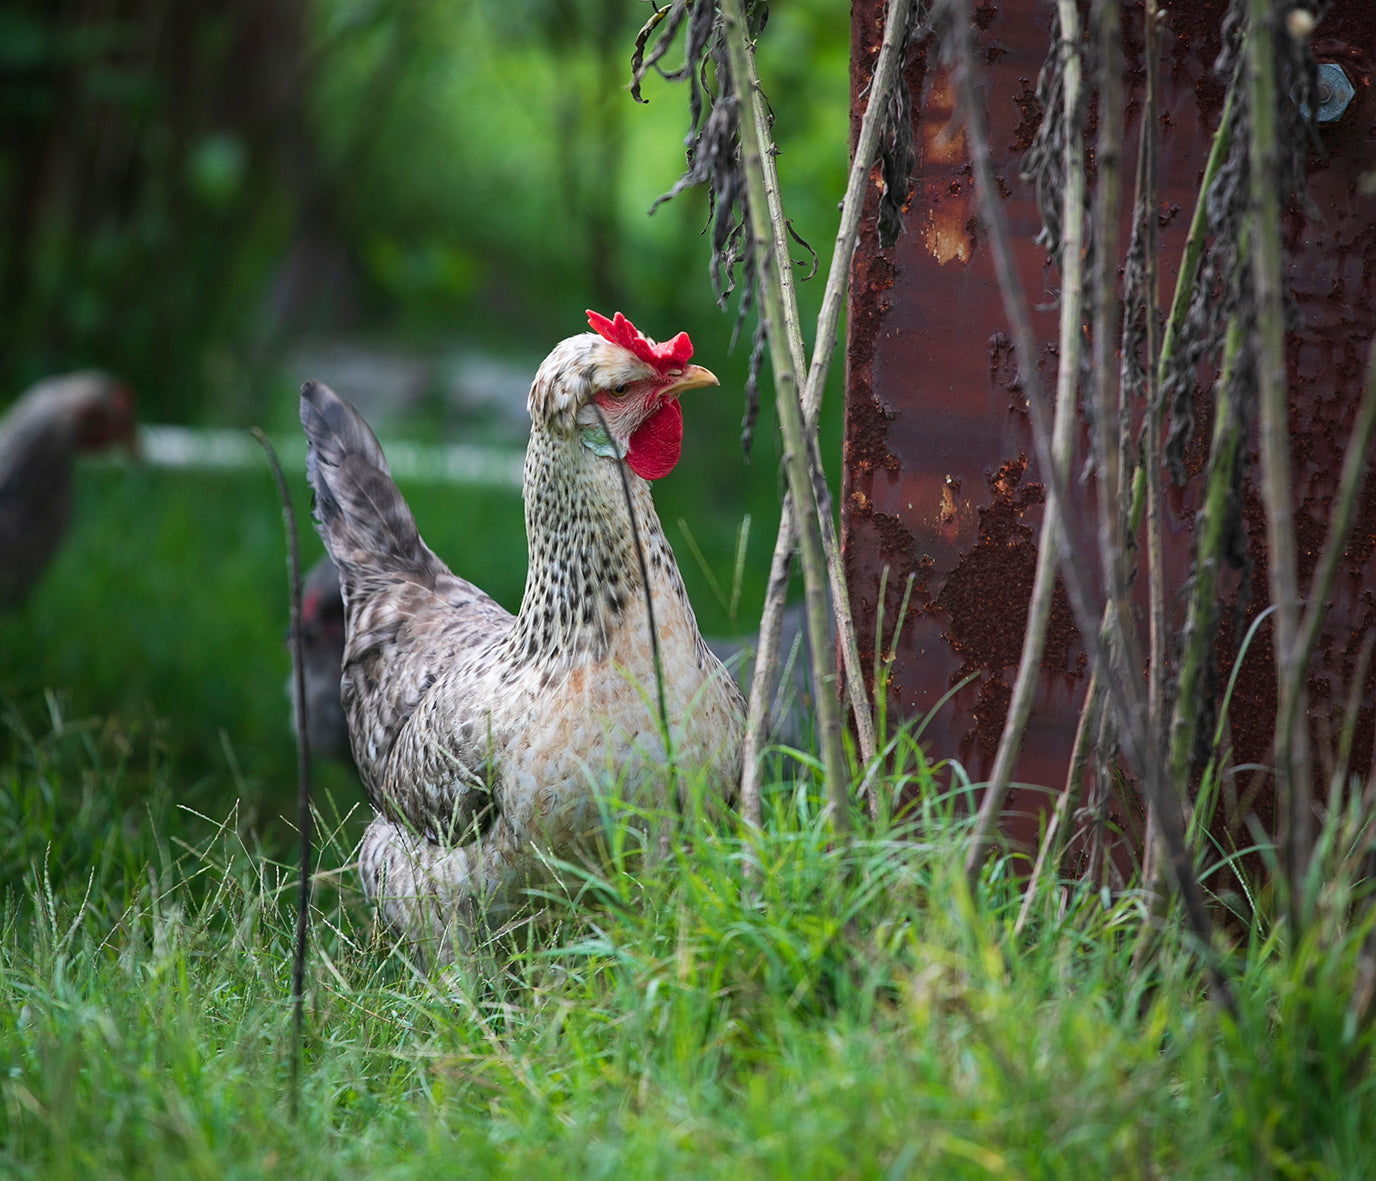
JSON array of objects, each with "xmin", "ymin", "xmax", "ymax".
[{"xmin": 843, "ymin": 0, "xmax": 1376, "ymax": 845}]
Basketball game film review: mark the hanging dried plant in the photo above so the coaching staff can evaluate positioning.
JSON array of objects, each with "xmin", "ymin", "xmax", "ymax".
[
  {"xmin": 875, "ymin": 9, "xmax": 917, "ymax": 249},
  {"xmin": 1163, "ymin": 0, "xmax": 1325, "ymax": 484},
  {"xmin": 629, "ymin": 0, "xmax": 918, "ymax": 447},
  {"xmin": 630, "ymin": 0, "xmax": 772, "ymax": 452},
  {"xmin": 1019, "ymin": 4, "xmax": 1078, "ymax": 264}
]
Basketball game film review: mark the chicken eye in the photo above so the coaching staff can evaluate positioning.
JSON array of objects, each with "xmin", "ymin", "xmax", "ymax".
[{"xmin": 612, "ymin": 383, "xmax": 628, "ymax": 395}]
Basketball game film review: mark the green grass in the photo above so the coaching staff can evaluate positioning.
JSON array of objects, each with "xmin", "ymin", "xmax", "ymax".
[
  {"xmin": 3, "ymin": 449, "xmax": 1376, "ymax": 1179},
  {"xmin": 3, "ymin": 704, "xmax": 1376, "ymax": 1179}
]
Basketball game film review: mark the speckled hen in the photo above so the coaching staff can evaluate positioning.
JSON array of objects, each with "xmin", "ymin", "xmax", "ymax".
[{"xmin": 301, "ymin": 311, "xmax": 745, "ymax": 962}]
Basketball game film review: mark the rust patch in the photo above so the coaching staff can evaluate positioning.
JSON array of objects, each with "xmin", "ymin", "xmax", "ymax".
[
  {"xmin": 932, "ymin": 457, "xmax": 1083, "ymax": 760},
  {"xmin": 845, "ymin": 500, "xmax": 933, "ymax": 719},
  {"xmin": 845, "ymin": 392, "xmax": 899, "ymax": 478},
  {"xmin": 973, "ymin": 2, "xmax": 999, "ymax": 32},
  {"xmin": 987, "ymin": 329, "xmax": 1026, "ymax": 411},
  {"xmin": 970, "ymin": 676, "xmax": 1012, "ymax": 761},
  {"xmin": 844, "ymin": 0, "xmax": 1376, "ymax": 849},
  {"xmin": 1164, "ymin": 0, "xmax": 1230, "ymax": 127},
  {"xmin": 1010, "ymin": 84, "xmax": 1042, "ymax": 154},
  {"xmin": 866, "ymin": 510, "xmax": 934, "ymax": 627},
  {"xmin": 934, "ymin": 456, "xmax": 1080, "ymax": 675}
]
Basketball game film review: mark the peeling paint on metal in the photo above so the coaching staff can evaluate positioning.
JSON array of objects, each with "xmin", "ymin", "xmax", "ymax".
[{"xmin": 842, "ymin": 0, "xmax": 1376, "ymax": 853}]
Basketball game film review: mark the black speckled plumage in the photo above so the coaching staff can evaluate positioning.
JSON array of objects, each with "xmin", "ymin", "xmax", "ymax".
[{"xmin": 301, "ymin": 327, "xmax": 744, "ymax": 963}]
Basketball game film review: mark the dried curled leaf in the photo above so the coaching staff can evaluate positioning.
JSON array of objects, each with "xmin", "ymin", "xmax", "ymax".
[
  {"xmin": 1119, "ymin": 205, "xmax": 1149, "ymax": 410},
  {"xmin": 630, "ymin": 6, "xmax": 677, "ymax": 103},
  {"xmin": 738, "ymin": 292, "xmax": 767, "ymax": 454},
  {"xmin": 630, "ymin": 0, "xmax": 716, "ymax": 104}
]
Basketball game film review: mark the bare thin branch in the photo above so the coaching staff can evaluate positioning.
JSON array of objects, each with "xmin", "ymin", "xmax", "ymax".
[
  {"xmin": 1014, "ymin": 670, "xmax": 1102, "ymax": 937},
  {"xmin": 591, "ymin": 403, "xmax": 678, "ymax": 814},
  {"xmin": 1135, "ymin": 0, "xmax": 1170, "ymax": 899},
  {"xmin": 964, "ymin": 0, "xmax": 1084, "ymax": 890},
  {"xmin": 1246, "ymin": 0, "xmax": 1309, "ymax": 931},
  {"xmin": 249, "ymin": 426, "xmax": 312, "ymax": 1121},
  {"xmin": 740, "ymin": 0, "xmax": 916, "ymax": 820},
  {"xmin": 1140, "ymin": 0, "xmax": 1165, "ymax": 740},
  {"xmin": 722, "ymin": 0, "xmax": 849, "ymax": 831}
]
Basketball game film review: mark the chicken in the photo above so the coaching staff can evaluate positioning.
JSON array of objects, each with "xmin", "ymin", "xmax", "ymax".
[
  {"xmin": 298, "ymin": 552, "xmax": 814, "ymax": 766},
  {"xmin": 301, "ymin": 310, "xmax": 745, "ymax": 962},
  {"xmin": 299, "ymin": 550, "xmax": 816, "ymax": 762},
  {"xmin": 291, "ymin": 554, "xmax": 353, "ymax": 765},
  {"xmin": 0, "ymin": 371, "xmax": 135, "ymax": 607}
]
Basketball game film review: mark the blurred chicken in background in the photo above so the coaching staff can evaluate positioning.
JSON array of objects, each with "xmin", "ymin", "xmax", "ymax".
[
  {"xmin": 289, "ymin": 554, "xmax": 354, "ymax": 766},
  {"xmin": 0, "ymin": 372, "xmax": 136, "ymax": 607}
]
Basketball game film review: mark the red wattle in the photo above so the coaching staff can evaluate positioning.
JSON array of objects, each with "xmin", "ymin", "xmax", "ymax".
[{"xmin": 625, "ymin": 399, "xmax": 683, "ymax": 481}]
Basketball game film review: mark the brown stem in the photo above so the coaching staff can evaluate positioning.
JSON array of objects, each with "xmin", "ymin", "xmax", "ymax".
[
  {"xmin": 250, "ymin": 427, "xmax": 311, "ymax": 1121},
  {"xmin": 739, "ymin": 0, "xmax": 914, "ymax": 821},
  {"xmin": 723, "ymin": 0, "xmax": 849, "ymax": 831},
  {"xmin": 948, "ymin": 0, "xmax": 1232, "ymax": 1014},
  {"xmin": 1140, "ymin": 0, "xmax": 1165, "ymax": 765},
  {"xmin": 592, "ymin": 403, "xmax": 678, "ymax": 811},
  {"xmin": 1014, "ymin": 669, "xmax": 1102, "ymax": 938},
  {"xmin": 964, "ymin": 0, "xmax": 1084, "ymax": 891},
  {"xmin": 1246, "ymin": 0, "xmax": 1308, "ymax": 933}
]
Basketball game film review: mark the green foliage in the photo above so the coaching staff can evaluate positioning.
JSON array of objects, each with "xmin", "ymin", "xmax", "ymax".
[
  {"xmin": 0, "ymin": 1, "xmax": 302, "ymax": 419},
  {"xmin": 2, "ymin": 0, "xmax": 850, "ymax": 437},
  {"xmin": 308, "ymin": 0, "xmax": 847, "ymax": 334},
  {"xmin": 2, "ymin": 710, "xmax": 1375, "ymax": 1178}
]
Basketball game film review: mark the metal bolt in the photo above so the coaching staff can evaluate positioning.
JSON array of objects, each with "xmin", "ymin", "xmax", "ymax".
[{"xmin": 1311, "ymin": 62, "xmax": 1354, "ymax": 125}]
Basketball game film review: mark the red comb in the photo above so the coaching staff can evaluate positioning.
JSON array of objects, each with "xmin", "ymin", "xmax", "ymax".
[{"xmin": 586, "ymin": 309, "xmax": 694, "ymax": 369}]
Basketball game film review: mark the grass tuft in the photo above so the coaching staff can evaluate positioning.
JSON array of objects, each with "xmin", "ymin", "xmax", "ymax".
[{"xmin": 2, "ymin": 704, "xmax": 1374, "ymax": 1178}]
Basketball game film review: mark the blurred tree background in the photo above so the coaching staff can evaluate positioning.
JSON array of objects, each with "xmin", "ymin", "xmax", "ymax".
[
  {"xmin": 0, "ymin": 0, "xmax": 850, "ymax": 839},
  {"xmin": 0, "ymin": 0, "xmax": 847, "ymax": 416}
]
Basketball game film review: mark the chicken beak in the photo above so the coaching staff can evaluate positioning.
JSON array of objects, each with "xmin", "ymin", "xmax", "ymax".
[{"xmin": 661, "ymin": 364, "xmax": 719, "ymax": 399}]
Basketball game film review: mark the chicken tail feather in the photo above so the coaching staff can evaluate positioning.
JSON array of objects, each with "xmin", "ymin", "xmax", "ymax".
[{"xmin": 300, "ymin": 380, "xmax": 435, "ymax": 587}]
